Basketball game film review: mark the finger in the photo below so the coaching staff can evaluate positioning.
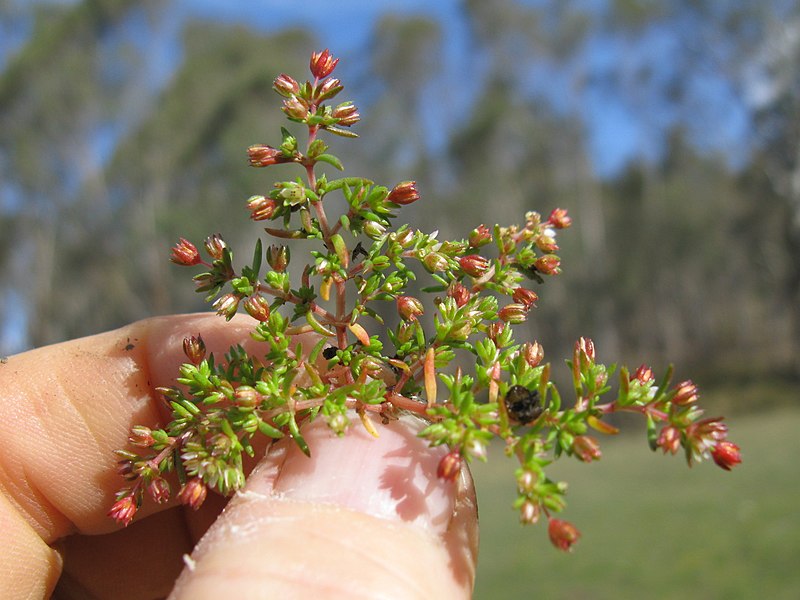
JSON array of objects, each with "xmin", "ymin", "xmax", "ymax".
[
  {"xmin": 0, "ymin": 314, "xmax": 296, "ymax": 596},
  {"xmin": 169, "ymin": 414, "xmax": 479, "ymax": 599}
]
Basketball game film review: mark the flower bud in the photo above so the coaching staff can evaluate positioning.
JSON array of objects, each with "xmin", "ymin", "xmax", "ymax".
[
  {"xmin": 657, "ymin": 425, "xmax": 681, "ymax": 455},
  {"xmin": 632, "ymin": 364, "xmax": 654, "ymax": 385},
  {"xmin": 108, "ymin": 495, "xmax": 137, "ymax": 527},
  {"xmin": 397, "ymin": 295, "xmax": 424, "ymax": 321},
  {"xmin": 392, "ymin": 228, "xmax": 415, "ymax": 247},
  {"xmin": 212, "ymin": 293, "xmax": 240, "ymax": 320},
  {"xmin": 332, "ymin": 101, "xmax": 360, "ymax": 127},
  {"xmin": 535, "ymin": 234, "xmax": 559, "ymax": 253},
  {"xmin": 244, "ymin": 295, "xmax": 271, "ymax": 322},
  {"xmin": 234, "ymin": 385, "xmax": 260, "ymax": 408},
  {"xmin": 498, "ymin": 303, "xmax": 528, "ymax": 324},
  {"xmin": 363, "ymin": 220, "xmax": 386, "ymax": 240},
  {"xmin": 386, "ymin": 180, "xmax": 420, "ymax": 206},
  {"xmin": 576, "ymin": 337, "xmax": 595, "ymax": 363},
  {"xmin": 534, "ymin": 254, "xmax": 561, "ymax": 275},
  {"xmin": 129, "ymin": 425, "xmax": 155, "ymax": 448},
  {"xmin": 447, "ymin": 282, "xmax": 471, "ymax": 307},
  {"xmin": 487, "ymin": 322, "xmax": 505, "ymax": 344},
  {"xmin": 672, "ymin": 380, "xmax": 699, "ymax": 406},
  {"xmin": 459, "ymin": 254, "xmax": 490, "ymax": 278},
  {"xmin": 522, "ymin": 341, "xmax": 544, "ymax": 367},
  {"xmin": 423, "ymin": 252, "xmax": 449, "ymax": 273},
  {"xmin": 437, "ymin": 451, "xmax": 463, "ymax": 483},
  {"xmin": 182, "ymin": 334, "xmax": 206, "ymax": 365},
  {"xmin": 247, "ymin": 195, "xmax": 277, "ymax": 221},
  {"xmin": 517, "ymin": 469, "xmax": 537, "ymax": 494},
  {"xmin": 170, "ymin": 238, "xmax": 201, "ymax": 266},
  {"xmin": 178, "ymin": 478, "xmax": 208, "ymax": 511},
  {"xmin": 204, "ymin": 233, "xmax": 227, "ymax": 261},
  {"xmin": 273, "ymin": 73, "xmax": 300, "ymax": 97},
  {"xmin": 267, "ymin": 244, "xmax": 290, "ymax": 272},
  {"xmin": 547, "ymin": 207, "xmax": 572, "ymax": 229},
  {"xmin": 282, "ymin": 95, "xmax": 308, "ymax": 120},
  {"xmin": 711, "ymin": 440, "xmax": 741, "ymax": 471},
  {"xmin": 247, "ymin": 144, "xmax": 287, "ymax": 167},
  {"xmin": 519, "ymin": 499, "xmax": 540, "ymax": 525},
  {"xmin": 310, "ymin": 48, "xmax": 339, "ymax": 79},
  {"xmin": 512, "ymin": 287, "xmax": 538, "ymax": 309},
  {"xmin": 469, "ymin": 224, "xmax": 492, "ymax": 248},
  {"xmin": 327, "ymin": 412, "xmax": 349, "ymax": 436},
  {"xmin": 148, "ymin": 478, "xmax": 170, "ymax": 504},
  {"xmin": 572, "ymin": 435, "xmax": 602, "ymax": 462},
  {"xmin": 466, "ymin": 438, "xmax": 487, "ymax": 461},
  {"xmin": 548, "ymin": 518, "xmax": 580, "ymax": 552},
  {"xmin": 316, "ymin": 77, "xmax": 342, "ymax": 101}
]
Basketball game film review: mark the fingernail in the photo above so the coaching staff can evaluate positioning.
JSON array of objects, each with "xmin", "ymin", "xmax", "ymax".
[{"xmin": 245, "ymin": 413, "xmax": 457, "ymax": 534}]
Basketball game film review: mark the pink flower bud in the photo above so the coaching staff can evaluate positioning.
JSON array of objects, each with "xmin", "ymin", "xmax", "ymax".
[
  {"xmin": 547, "ymin": 208, "xmax": 572, "ymax": 229},
  {"xmin": 178, "ymin": 478, "xmax": 208, "ymax": 511},
  {"xmin": 316, "ymin": 77, "xmax": 342, "ymax": 101},
  {"xmin": 535, "ymin": 234, "xmax": 559, "ymax": 253},
  {"xmin": 273, "ymin": 73, "xmax": 300, "ymax": 97},
  {"xmin": 519, "ymin": 499, "xmax": 540, "ymax": 525},
  {"xmin": 204, "ymin": 233, "xmax": 227, "ymax": 261},
  {"xmin": 711, "ymin": 440, "xmax": 741, "ymax": 471},
  {"xmin": 469, "ymin": 224, "xmax": 492, "ymax": 248},
  {"xmin": 672, "ymin": 380, "xmax": 699, "ymax": 406},
  {"xmin": 332, "ymin": 102, "xmax": 360, "ymax": 127},
  {"xmin": 247, "ymin": 144, "xmax": 287, "ymax": 167},
  {"xmin": 498, "ymin": 303, "xmax": 528, "ymax": 324},
  {"xmin": 128, "ymin": 425, "xmax": 155, "ymax": 448},
  {"xmin": 244, "ymin": 295, "xmax": 271, "ymax": 322},
  {"xmin": 522, "ymin": 341, "xmax": 544, "ymax": 367},
  {"xmin": 108, "ymin": 495, "xmax": 137, "ymax": 527},
  {"xmin": 397, "ymin": 295, "xmax": 424, "ymax": 321},
  {"xmin": 657, "ymin": 425, "xmax": 681, "ymax": 454},
  {"xmin": 387, "ymin": 181, "xmax": 420, "ymax": 205},
  {"xmin": 447, "ymin": 282, "xmax": 471, "ymax": 307},
  {"xmin": 170, "ymin": 238, "xmax": 201, "ymax": 266},
  {"xmin": 459, "ymin": 254, "xmax": 490, "ymax": 277},
  {"xmin": 534, "ymin": 254, "xmax": 561, "ymax": 275},
  {"xmin": 282, "ymin": 95, "xmax": 308, "ymax": 120},
  {"xmin": 310, "ymin": 48, "xmax": 340, "ymax": 79},
  {"xmin": 572, "ymin": 435, "xmax": 602, "ymax": 462},
  {"xmin": 437, "ymin": 451, "xmax": 463, "ymax": 483},
  {"xmin": 247, "ymin": 195, "xmax": 277, "ymax": 221},
  {"xmin": 512, "ymin": 287, "xmax": 538, "ymax": 309},
  {"xmin": 548, "ymin": 518, "xmax": 580, "ymax": 552},
  {"xmin": 182, "ymin": 335, "xmax": 206, "ymax": 365},
  {"xmin": 213, "ymin": 293, "xmax": 240, "ymax": 319},
  {"xmin": 576, "ymin": 337, "xmax": 595, "ymax": 363}
]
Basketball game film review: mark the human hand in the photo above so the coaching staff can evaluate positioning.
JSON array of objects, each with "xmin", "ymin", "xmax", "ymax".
[{"xmin": 0, "ymin": 314, "xmax": 478, "ymax": 599}]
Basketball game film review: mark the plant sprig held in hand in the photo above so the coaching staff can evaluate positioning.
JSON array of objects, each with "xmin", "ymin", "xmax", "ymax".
[{"xmin": 109, "ymin": 49, "xmax": 741, "ymax": 554}]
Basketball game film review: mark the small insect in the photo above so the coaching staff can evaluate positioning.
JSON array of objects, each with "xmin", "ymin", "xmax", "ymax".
[
  {"xmin": 322, "ymin": 346, "xmax": 338, "ymax": 360},
  {"xmin": 351, "ymin": 241, "xmax": 368, "ymax": 262},
  {"xmin": 123, "ymin": 337, "xmax": 136, "ymax": 351},
  {"xmin": 504, "ymin": 384, "xmax": 543, "ymax": 424}
]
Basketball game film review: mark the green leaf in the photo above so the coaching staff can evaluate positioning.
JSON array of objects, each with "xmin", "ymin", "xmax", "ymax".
[
  {"xmin": 316, "ymin": 153, "xmax": 344, "ymax": 170},
  {"xmin": 258, "ymin": 419, "xmax": 285, "ymax": 439},
  {"xmin": 289, "ymin": 414, "xmax": 310, "ymax": 456}
]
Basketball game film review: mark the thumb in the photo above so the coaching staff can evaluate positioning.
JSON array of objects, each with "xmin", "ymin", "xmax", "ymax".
[{"xmin": 169, "ymin": 413, "xmax": 479, "ymax": 599}]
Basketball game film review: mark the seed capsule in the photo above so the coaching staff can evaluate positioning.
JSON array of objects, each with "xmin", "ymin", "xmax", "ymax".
[{"xmin": 504, "ymin": 385, "xmax": 543, "ymax": 424}]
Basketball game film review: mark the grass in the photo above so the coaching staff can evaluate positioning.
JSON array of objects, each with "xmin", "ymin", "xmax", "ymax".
[{"xmin": 470, "ymin": 407, "xmax": 800, "ymax": 599}]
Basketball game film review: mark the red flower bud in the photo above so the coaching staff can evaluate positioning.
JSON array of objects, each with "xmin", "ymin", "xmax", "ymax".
[
  {"xmin": 437, "ymin": 451, "xmax": 463, "ymax": 483},
  {"xmin": 148, "ymin": 478, "xmax": 170, "ymax": 504},
  {"xmin": 576, "ymin": 337, "xmax": 596, "ymax": 363},
  {"xmin": 447, "ymin": 282, "xmax": 471, "ymax": 307},
  {"xmin": 469, "ymin": 224, "xmax": 492, "ymax": 248},
  {"xmin": 247, "ymin": 144, "xmax": 288, "ymax": 167},
  {"xmin": 632, "ymin": 364, "xmax": 654, "ymax": 385},
  {"xmin": 522, "ymin": 341, "xmax": 544, "ymax": 367},
  {"xmin": 547, "ymin": 208, "xmax": 572, "ymax": 229},
  {"xmin": 387, "ymin": 181, "xmax": 420, "ymax": 205},
  {"xmin": 498, "ymin": 303, "xmax": 528, "ymax": 324},
  {"xmin": 170, "ymin": 238, "xmax": 201, "ymax": 266},
  {"xmin": 244, "ymin": 295, "xmax": 271, "ymax": 322},
  {"xmin": 108, "ymin": 495, "xmax": 137, "ymax": 527},
  {"xmin": 182, "ymin": 334, "xmax": 206, "ymax": 365},
  {"xmin": 672, "ymin": 380, "xmax": 699, "ymax": 406},
  {"xmin": 267, "ymin": 244, "xmax": 290, "ymax": 272},
  {"xmin": 572, "ymin": 435, "xmax": 602, "ymax": 462},
  {"xmin": 548, "ymin": 518, "xmax": 580, "ymax": 552},
  {"xmin": 711, "ymin": 440, "xmax": 741, "ymax": 471},
  {"xmin": 316, "ymin": 77, "xmax": 343, "ymax": 101},
  {"xmin": 204, "ymin": 233, "xmax": 227, "ymax": 261},
  {"xmin": 459, "ymin": 254, "xmax": 490, "ymax": 278},
  {"xmin": 310, "ymin": 48, "xmax": 339, "ymax": 79},
  {"xmin": 282, "ymin": 95, "xmax": 308, "ymax": 120},
  {"xmin": 234, "ymin": 385, "xmax": 260, "ymax": 408},
  {"xmin": 534, "ymin": 254, "xmax": 561, "ymax": 275},
  {"xmin": 397, "ymin": 295, "xmax": 424, "ymax": 321},
  {"xmin": 247, "ymin": 195, "xmax": 277, "ymax": 221},
  {"xmin": 178, "ymin": 478, "xmax": 208, "ymax": 511},
  {"xmin": 273, "ymin": 73, "xmax": 300, "ymax": 97},
  {"xmin": 512, "ymin": 287, "xmax": 538, "ymax": 309}
]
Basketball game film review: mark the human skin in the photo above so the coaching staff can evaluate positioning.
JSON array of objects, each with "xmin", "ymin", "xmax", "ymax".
[{"xmin": 0, "ymin": 314, "xmax": 478, "ymax": 599}]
